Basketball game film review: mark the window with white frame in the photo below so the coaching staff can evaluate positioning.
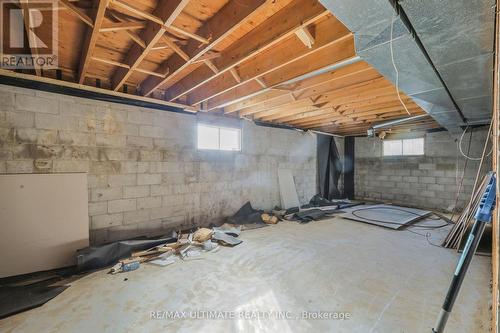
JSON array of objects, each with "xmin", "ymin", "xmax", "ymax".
[
  {"xmin": 197, "ymin": 123, "xmax": 241, "ymax": 151},
  {"xmin": 383, "ymin": 138, "xmax": 424, "ymax": 156}
]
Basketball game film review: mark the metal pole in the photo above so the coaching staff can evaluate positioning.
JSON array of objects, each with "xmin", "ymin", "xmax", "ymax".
[
  {"xmin": 432, "ymin": 219, "xmax": 487, "ymax": 332},
  {"xmin": 432, "ymin": 172, "xmax": 496, "ymax": 332}
]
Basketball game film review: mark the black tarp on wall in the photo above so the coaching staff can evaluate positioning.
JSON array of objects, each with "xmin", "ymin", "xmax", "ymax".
[
  {"xmin": 317, "ymin": 134, "xmax": 342, "ymax": 199},
  {"xmin": 344, "ymin": 136, "xmax": 355, "ymax": 199}
]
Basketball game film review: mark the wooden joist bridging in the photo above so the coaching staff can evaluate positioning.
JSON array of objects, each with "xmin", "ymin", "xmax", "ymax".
[
  {"xmin": 91, "ymin": 56, "xmax": 168, "ymax": 78},
  {"xmin": 106, "ymin": 11, "xmax": 146, "ymax": 48},
  {"xmin": 186, "ymin": 16, "xmax": 353, "ymax": 109},
  {"xmin": 111, "ymin": 0, "xmax": 191, "ymax": 91},
  {"xmin": 161, "ymin": 35, "xmax": 190, "ymax": 62},
  {"xmin": 295, "ymin": 27, "xmax": 315, "ymax": 48},
  {"xmin": 164, "ymin": 0, "xmax": 329, "ymax": 102},
  {"xmin": 59, "ymin": 0, "xmax": 94, "ymax": 27},
  {"xmin": 111, "ymin": 0, "xmax": 207, "ymax": 44},
  {"xmin": 99, "ymin": 21, "xmax": 146, "ymax": 32},
  {"xmin": 139, "ymin": 0, "xmax": 268, "ymax": 97}
]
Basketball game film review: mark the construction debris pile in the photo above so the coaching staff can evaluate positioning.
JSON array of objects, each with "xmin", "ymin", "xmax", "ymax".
[{"xmin": 109, "ymin": 225, "xmax": 241, "ymax": 274}]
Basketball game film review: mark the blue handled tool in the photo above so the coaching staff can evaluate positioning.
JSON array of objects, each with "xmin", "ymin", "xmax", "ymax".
[{"xmin": 432, "ymin": 172, "xmax": 496, "ymax": 333}]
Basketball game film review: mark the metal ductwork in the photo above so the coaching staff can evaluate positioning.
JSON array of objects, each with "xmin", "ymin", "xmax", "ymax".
[
  {"xmin": 399, "ymin": 0, "xmax": 494, "ymax": 125},
  {"xmin": 319, "ymin": 0, "xmax": 494, "ymax": 132}
]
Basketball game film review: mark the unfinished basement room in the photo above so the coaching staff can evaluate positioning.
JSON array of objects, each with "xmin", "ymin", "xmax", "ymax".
[{"xmin": 1, "ymin": 0, "xmax": 500, "ymax": 332}]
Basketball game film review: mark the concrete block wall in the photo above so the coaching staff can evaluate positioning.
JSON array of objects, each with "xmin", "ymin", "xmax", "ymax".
[
  {"xmin": 354, "ymin": 129, "xmax": 491, "ymax": 211},
  {"xmin": 0, "ymin": 84, "xmax": 317, "ymax": 244}
]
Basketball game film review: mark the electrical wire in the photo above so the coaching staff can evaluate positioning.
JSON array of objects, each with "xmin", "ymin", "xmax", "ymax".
[
  {"xmin": 455, "ymin": 117, "xmax": 493, "ymax": 250},
  {"xmin": 458, "ymin": 125, "xmax": 493, "ymax": 161},
  {"xmin": 449, "ymin": 128, "xmax": 472, "ymax": 222},
  {"xmin": 405, "ymin": 229, "xmax": 444, "ymax": 248},
  {"xmin": 390, "ymin": 12, "xmax": 411, "ymax": 116}
]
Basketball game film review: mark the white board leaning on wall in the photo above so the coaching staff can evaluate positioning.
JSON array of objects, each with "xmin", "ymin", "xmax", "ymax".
[{"xmin": 0, "ymin": 173, "xmax": 89, "ymax": 278}]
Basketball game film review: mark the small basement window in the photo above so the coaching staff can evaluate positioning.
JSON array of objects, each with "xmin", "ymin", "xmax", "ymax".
[
  {"xmin": 197, "ymin": 123, "xmax": 241, "ymax": 151},
  {"xmin": 383, "ymin": 138, "xmax": 424, "ymax": 156}
]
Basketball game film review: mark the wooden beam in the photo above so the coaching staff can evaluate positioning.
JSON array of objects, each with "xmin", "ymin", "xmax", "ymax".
[
  {"xmin": 135, "ymin": 67, "xmax": 168, "ymax": 78},
  {"xmin": 59, "ymin": 0, "xmax": 94, "ymax": 27},
  {"xmin": 100, "ymin": 21, "xmax": 146, "ymax": 32},
  {"xmin": 207, "ymin": 37, "xmax": 355, "ymax": 111},
  {"xmin": 315, "ymin": 110, "xmax": 424, "ymax": 128},
  {"xmin": 259, "ymin": 104, "xmax": 339, "ymax": 122},
  {"xmin": 161, "ymin": 35, "xmax": 189, "ymax": 61},
  {"xmin": 192, "ymin": 51, "xmax": 221, "ymax": 64},
  {"xmin": 230, "ymin": 69, "xmax": 242, "ymax": 84},
  {"xmin": 111, "ymin": 0, "xmax": 162, "ymax": 24},
  {"xmin": 269, "ymin": 67, "xmax": 379, "ymax": 111},
  {"xmin": 204, "ymin": 60, "xmax": 219, "ymax": 74},
  {"xmin": 107, "ymin": 11, "xmax": 146, "ymax": 48},
  {"xmin": 91, "ymin": 56, "xmax": 129, "ymax": 68},
  {"xmin": 20, "ymin": 1, "xmax": 41, "ymax": 76},
  {"xmin": 255, "ymin": 77, "xmax": 266, "ymax": 88},
  {"xmin": 291, "ymin": 105, "xmax": 422, "ymax": 127},
  {"xmin": 298, "ymin": 106, "xmax": 423, "ymax": 127},
  {"xmin": 125, "ymin": 30, "xmax": 146, "ymax": 48},
  {"xmin": 239, "ymin": 73, "xmax": 389, "ymax": 117},
  {"xmin": 164, "ymin": 0, "xmax": 328, "ymax": 102},
  {"xmin": 140, "ymin": 0, "xmax": 268, "ymax": 97},
  {"xmin": 111, "ymin": 0, "xmax": 190, "ymax": 92},
  {"xmin": 295, "ymin": 27, "xmax": 315, "ymax": 48},
  {"xmin": 272, "ymin": 106, "xmax": 342, "ymax": 123},
  {"xmin": 252, "ymin": 98, "xmax": 329, "ymax": 120},
  {"xmin": 266, "ymin": 98, "xmax": 415, "ymax": 123},
  {"xmin": 244, "ymin": 68, "xmax": 383, "ymax": 119},
  {"xmin": 111, "ymin": 0, "xmax": 207, "ymax": 43},
  {"xmin": 166, "ymin": 25, "xmax": 210, "ymax": 44},
  {"xmin": 0, "ymin": 68, "xmax": 196, "ymax": 111},
  {"xmin": 78, "ymin": 0, "xmax": 109, "ymax": 84},
  {"xmin": 91, "ymin": 56, "xmax": 168, "ymax": 77},
  {"xmin": 187, "ymin": 16, "xmax": 353, "ymax": 108},
  {"xmin": 224, "ymin": 62, "xmax": 373, "ymax": 113},
  {"xmin": 151, "ymin": 43, "xmax": 169, "ymax": 51}
]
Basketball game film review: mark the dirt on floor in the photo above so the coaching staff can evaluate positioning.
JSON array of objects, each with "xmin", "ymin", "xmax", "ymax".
[{"xmin": 0, "ymin": 216, "xmax": 491, "ymax": 332}]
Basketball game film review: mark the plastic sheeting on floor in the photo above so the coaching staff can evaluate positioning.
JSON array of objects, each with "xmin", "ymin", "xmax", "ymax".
[
  {"xmin": 227, "ymin": 202, "xmax": 267, "ymax": 230},
  {"xmin": 291, "ymin": 209, "xmax": 345, "ymax": 223},
  {"xmin": 76, "ymin": 237, "xmax": 174, "ymax": 272},
  {"xmin": 0, "ymin": 284, "xmax": 68, "ymax": 319}
]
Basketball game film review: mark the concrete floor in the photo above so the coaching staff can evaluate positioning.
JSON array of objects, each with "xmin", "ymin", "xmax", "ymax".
[{"xmin": 0, "ymin": 216, "xmax": 491, "ymax": 332}]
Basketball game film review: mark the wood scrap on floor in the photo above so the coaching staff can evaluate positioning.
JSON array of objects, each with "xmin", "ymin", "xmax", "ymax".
[
  {"xmin": 261, "ymin": 213, "xmax": 279, "ymax": 224},
  {"xmin": 192, "ymin": 228, "xmax": 214, "ymax": 242}
]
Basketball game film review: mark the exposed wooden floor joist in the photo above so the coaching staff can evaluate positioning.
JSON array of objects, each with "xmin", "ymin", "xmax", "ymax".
[{"xmin": 3, "ymin": 0, "xmax": 439, "ymax": 136}]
